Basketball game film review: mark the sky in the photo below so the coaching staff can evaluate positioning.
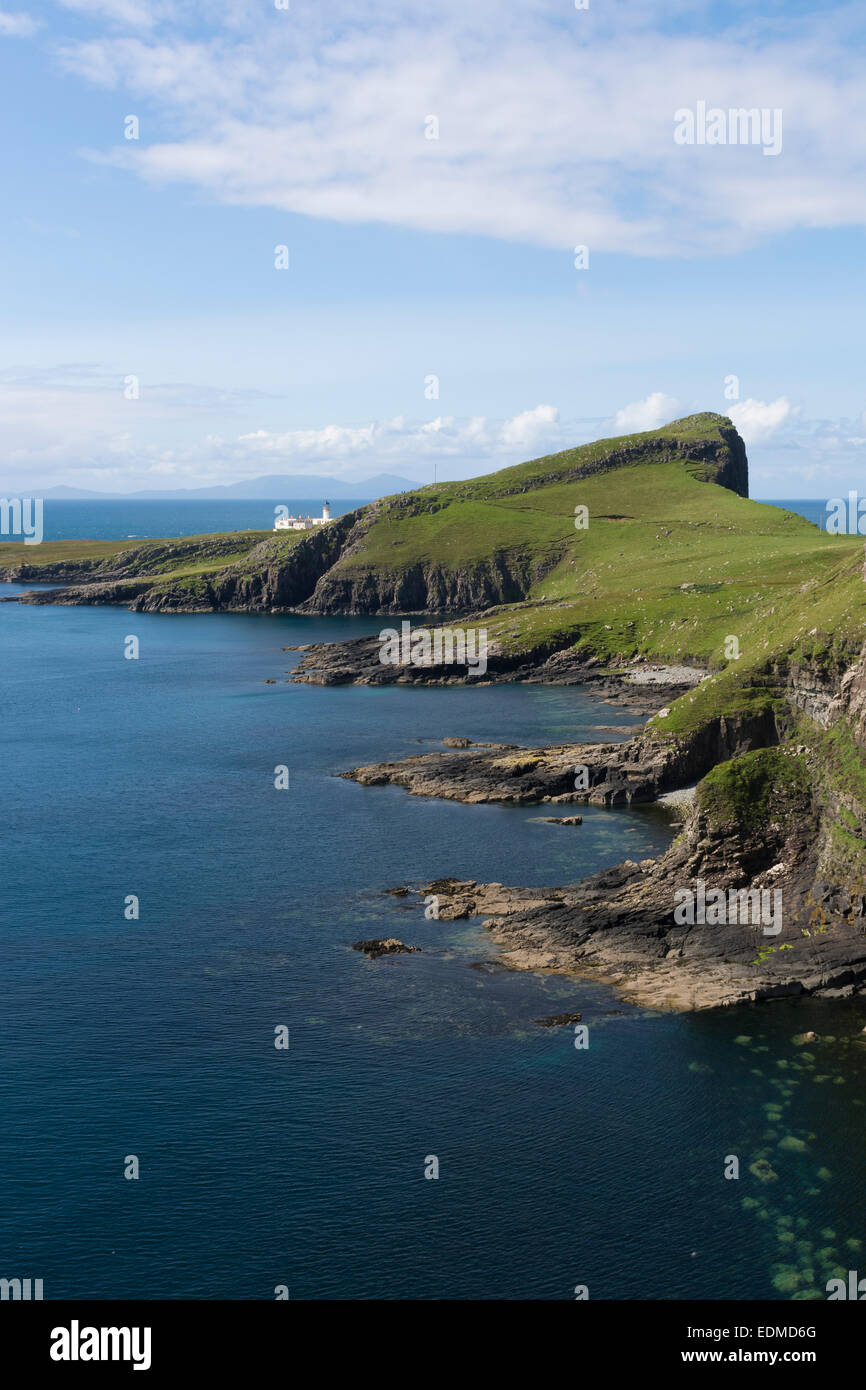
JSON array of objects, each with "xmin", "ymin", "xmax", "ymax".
[{"xmin": 1, "ymin": 0, "xmax": 865, "ymax": 496}]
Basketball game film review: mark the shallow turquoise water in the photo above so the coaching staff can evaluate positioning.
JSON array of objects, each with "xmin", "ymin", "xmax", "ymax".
[{"xmin": 2, "ymin": 588, "xmax": 866, "ymax": 1300}]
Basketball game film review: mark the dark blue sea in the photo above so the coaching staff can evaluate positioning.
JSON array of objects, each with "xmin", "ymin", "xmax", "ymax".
[{"xmin": 2, "ymin": 498, "xmax": 865, "ymax": 1300}]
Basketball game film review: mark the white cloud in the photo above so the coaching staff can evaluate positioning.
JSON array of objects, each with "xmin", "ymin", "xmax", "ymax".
[
  {"xmin": 613, "ymin": 393, "xmax": 681, "ymax": 434},
  {"xmin": 0, "ymin": 366, "xmax": 568, "ymax": 488},
  {"xmin": 0, "ymin": 10, "xmax": 40, "ymax": 36},
  {"xmin": 237, "ymin": 405, "xmax": 563, "ymax": 463},
  {"xmin": 728, "ymin": 395, "xmax": 798, "ymax": 444},
  {"xmin": 500, "ymin": 405, "xmax": 559, "ymax": 448},
  {"xmin": 51, "ymin": 1, "xmax": 866, "ymax": 256}
]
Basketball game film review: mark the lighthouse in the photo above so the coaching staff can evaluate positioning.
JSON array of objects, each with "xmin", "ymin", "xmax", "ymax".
[{"xmin": 321, "ymin": 501, "xmax": 331, "ymax": 523}]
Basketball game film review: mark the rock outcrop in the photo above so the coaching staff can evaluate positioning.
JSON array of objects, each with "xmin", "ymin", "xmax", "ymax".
[
  {"xmin": 409, "ymin": 744, "xmax": 866, "ymax": 1011},
  {"xmin": 343, "ymin": 705, "xmax": 779, "ymax": 807},
  {"xmin": 352, "ymin": 938, "xmax": 421, "ymax": 959}
]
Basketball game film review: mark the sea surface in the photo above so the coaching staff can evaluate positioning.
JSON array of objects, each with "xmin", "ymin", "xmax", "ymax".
[
  {"xmin": 2, "ymin": 498, "xmax": 368, "ymax": 544},
  {"xmin": 2, "ymin": 498, "xmax": 865, "ymax": 1301}
]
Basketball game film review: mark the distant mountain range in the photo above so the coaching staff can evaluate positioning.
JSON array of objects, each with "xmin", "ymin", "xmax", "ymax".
[{"xmin": 32, "ymin": 472, "xmax": 419, "ymax": 501}]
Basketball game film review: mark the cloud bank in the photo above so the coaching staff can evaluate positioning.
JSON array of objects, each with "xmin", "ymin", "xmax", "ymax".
[{"xmin": 49, "ymin": 0, "xmax": 866, "ymax": 257}]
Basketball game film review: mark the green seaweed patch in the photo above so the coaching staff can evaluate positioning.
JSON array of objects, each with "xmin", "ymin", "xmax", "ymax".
[
  {"xmin": 750, "ymin": 1159, "xmax": 779, "ymax": 1183},
  {"xmin": 771, "ymin": 1266, "xmax": 801, "ymax": 1293}
]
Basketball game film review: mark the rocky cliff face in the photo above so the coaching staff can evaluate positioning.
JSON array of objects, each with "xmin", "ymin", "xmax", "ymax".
[
  {"xmin": 135, "ymin": 510, "xmax": 364, "ymax": 612},
  {"xmin": 828, "ymin": 639, "xmax": 866, "ymax": 749},
  {"xmin": 295, "ymin": 551, "xmax": 556, "ymax": 615}
]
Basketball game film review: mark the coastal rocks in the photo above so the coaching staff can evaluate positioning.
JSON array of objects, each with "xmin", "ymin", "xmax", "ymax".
[
  {"xmin": 343, "ymin": 709, "xmax": 780, "ymax": 809},
  {"xmin": 352, "ymin": 938, "xmax": 421, "ymax": 959},
  {"xmin": 537, "ymin": 816, "xmax": 583, "ymax": 826},
  {"xmin": 12, "ymin": 578, "xmax": 157, "ymax": 608},
  {"xmin": 441, "ymin": 736, "xmax": 517, "ymax": 749},
  {"xmin": 533, "ymin": 1011, "xmax": 583, "ymax": 1027},
  {"xmin": 394, "ymin": 743, "xmax": 866, "ymax": 1011},
  {"xmin": 345, "ymin": 742, "xmax": 592, "ymax": 803},
  {"xmin": 290, "ymin": 635, "xmax": 707, "ymax": 707}
]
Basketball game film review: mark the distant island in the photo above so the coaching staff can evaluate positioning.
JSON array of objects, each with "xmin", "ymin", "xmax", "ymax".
[
  {"xmin": 25, "ymin": 471, "xmax": 418, "ymax": 501},
  {"xmin": 5, "ymin": 411, "xmax": 866, "ymax": 1013}
]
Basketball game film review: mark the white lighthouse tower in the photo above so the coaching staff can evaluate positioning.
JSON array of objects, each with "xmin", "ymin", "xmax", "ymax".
[{"xmin": 321, "ymin": 501, "xmax": 331, "ymax": 523}]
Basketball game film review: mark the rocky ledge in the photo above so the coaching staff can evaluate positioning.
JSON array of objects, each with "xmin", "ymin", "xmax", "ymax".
[
  {"xmin": 291, "ymin": 635, "xmax": 705, "ymax": 713},
  {"xmin": 341, "ymin": 706, "xmax": 774, "ymax": 807}
]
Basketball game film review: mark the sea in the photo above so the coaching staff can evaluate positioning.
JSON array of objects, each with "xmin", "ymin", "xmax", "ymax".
[{"xmin": 1, "ymin": 496, "xmax": 864, "ymax": 1301}]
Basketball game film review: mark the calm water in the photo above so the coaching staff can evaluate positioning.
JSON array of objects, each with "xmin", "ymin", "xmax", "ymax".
[
  {"xmin": 2, "ymin": 498, "xmax": 866, "ymax": 1301},
  {"xmin": 756, "ymin": 499, "xmax": 827, "ymax": 529}
]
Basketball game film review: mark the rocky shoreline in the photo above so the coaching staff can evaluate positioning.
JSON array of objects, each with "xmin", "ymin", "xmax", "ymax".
[
  {"xmin": 289, "ymin": 635, "xmax": 708, "ymax": 714},
  {"xmin": 340, "ymin": 648, "xmax": 866, "ymax": 1011}
]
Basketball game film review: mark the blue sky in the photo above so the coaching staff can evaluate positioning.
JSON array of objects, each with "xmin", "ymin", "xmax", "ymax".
[{"xmin": 1, "ymin": 0, "xmax": 865, "ymax": 495}]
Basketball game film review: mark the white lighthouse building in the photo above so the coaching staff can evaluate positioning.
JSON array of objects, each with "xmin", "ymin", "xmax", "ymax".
[{"xmin": 274, "ymin": 501, "xmax": 333, "ymax": 532}]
